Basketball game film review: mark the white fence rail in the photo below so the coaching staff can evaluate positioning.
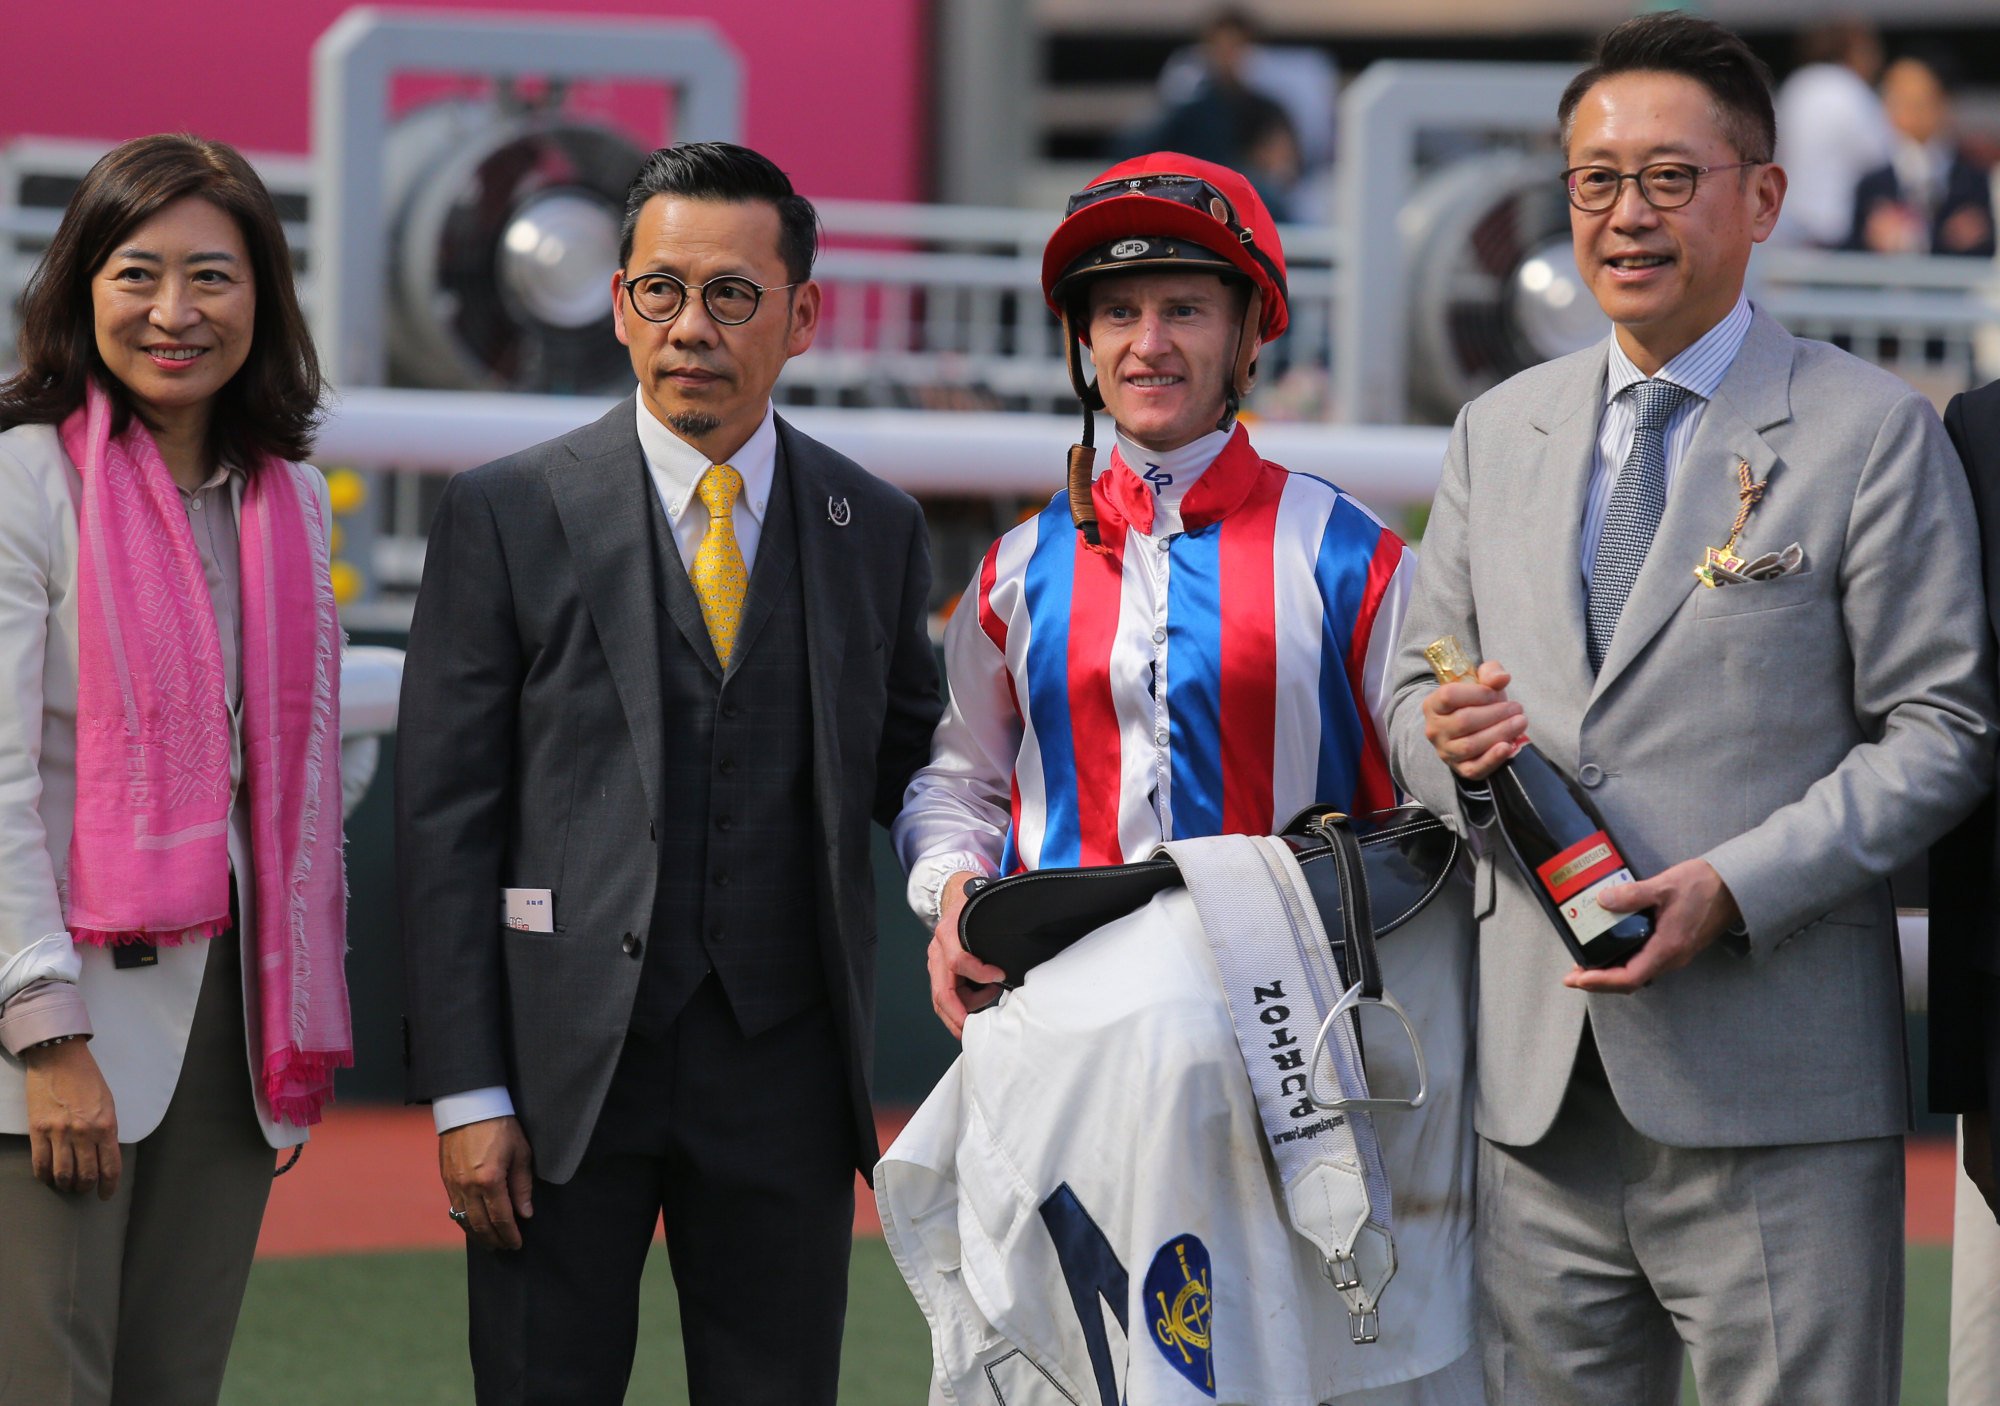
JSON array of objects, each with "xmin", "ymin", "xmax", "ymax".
[
  {"xmin": 6, "ymin": 136, "xmax": 1998, "ymax": 618},
  {"xmin": 318, "ymin": 389, "xmax": 1450, "ymax": 619},
  {"xmin": 5, "ymin": 138, "xmax": 1994, "ymax": 423}
]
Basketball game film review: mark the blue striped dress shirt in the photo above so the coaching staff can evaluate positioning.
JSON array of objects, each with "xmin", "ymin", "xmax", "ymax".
[{"xmin": 1581, "ymin": 297, "xmax": 1754, "ymax": 585}]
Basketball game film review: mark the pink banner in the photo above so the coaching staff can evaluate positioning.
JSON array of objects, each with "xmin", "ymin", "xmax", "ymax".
[{"xmin": 4, "ymin": 0, "xmax": 926, "ymax": 201}]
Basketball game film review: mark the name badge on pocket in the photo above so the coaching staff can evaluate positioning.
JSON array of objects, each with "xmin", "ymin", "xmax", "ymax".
[{"xmin": 503, "ymin": 888, "xmax": 555, "ymax": 932}]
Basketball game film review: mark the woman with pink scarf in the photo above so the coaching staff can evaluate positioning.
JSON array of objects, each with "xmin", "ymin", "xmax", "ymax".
[{"xmin": 0, "ymin": 134, "xmax": 348, "ymax": 1405}]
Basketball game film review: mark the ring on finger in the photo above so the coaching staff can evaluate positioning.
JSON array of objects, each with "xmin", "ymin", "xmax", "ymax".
[{"xmin": 448, "ymin": 1205, "xmax": 470, "ymax": 1228}]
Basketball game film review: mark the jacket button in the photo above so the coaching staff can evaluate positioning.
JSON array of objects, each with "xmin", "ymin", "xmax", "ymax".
[
  {"xmin": 716, "ymin": 815, "xmax": 733, "ymax": 832},
  {"xmin": 709, "ymin": 928, "xmax": 726, "ymax": 945},
  {"xmin": 721, "ymin": 700, "xmax": 740, "ymax": 719},
  {"xmin": 621, "ymin": 933, "xmax": 643, "ymax": 957},
  {"xmin": 714, "ymin": 871, "xmax": 731, "ymax": 888},
  {"xmin": 1577, "ymin": 763, "xmax": 1604, "ymax": 788},
  {"xmin": 718, "ymin": 757, "xmax": 736, "ymax": 776}
]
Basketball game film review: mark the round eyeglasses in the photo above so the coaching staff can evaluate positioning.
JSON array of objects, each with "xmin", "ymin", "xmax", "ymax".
[
  {"xmin": 1561, "ymin": 160, "xmax": 1765, "ymax": 213},
  {"xmin": 620, "ymin": 271, "xmax": 800, "ymax": 326}
]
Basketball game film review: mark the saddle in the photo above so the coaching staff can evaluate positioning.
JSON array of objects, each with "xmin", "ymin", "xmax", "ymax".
[
  {"xmin": 958, "ymin": 802, "xmax": 1464, "ymax": 1000},
  {"xmin": 958, "ymin": 803, "xmax": 1466, "ymax": 1343}
]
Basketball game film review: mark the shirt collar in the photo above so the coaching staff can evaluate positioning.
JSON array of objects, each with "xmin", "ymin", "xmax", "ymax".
[
  {"xmin": 1891, "ymin": 137, "xmax": 1950, "ymax": 196},
  {"xmin": 1113, "ymin": 426, "xmax": 1234, "ymax": 506},
  {"xmin": 1604, "ymin": 295, "xmax": 1753, "ymax": 407},
  {"xmin": 176, "ymin": 461, "xmax": 243, "ymax": 499},
  {"xmin": 634, "ymin": 398, "xmax": 777, "ymax": 526},
  {"xmin": 1099, "ymin": 422, "xmax": 1265, "ymax": 536}
]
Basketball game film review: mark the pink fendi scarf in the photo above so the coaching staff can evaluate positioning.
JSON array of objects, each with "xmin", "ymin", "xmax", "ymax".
[{"xmin": 61, "ymin": 380, "xmax": 351, "ymax": 1125}]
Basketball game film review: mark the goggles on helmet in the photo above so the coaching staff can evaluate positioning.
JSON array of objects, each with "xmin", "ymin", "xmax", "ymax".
[
  {"xmin": 1049, "ymin": 173, "xmax": 1286, "ymax": 326},
  {"xmin": 1064, "ymin": 173, "xmax": 1247, "ymax": 233}
]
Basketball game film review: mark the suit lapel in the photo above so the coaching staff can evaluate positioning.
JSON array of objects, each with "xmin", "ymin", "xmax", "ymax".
[
  {"xmin": 1592, "ymin": 310, "xmax": 1795, "ymax": 699},
  {"xmin": 1516, "ymin": 351, "xmax": 1604, "ymax": 705},
  {"xmin": 545, "ymin": 397, "xmax": 667, "ymax": 824},
  {"xmin": 777, "ymin": 418, "xmax": 850, "ymax": 874}
]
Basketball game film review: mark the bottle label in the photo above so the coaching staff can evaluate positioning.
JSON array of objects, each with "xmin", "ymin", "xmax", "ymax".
[{"xmin": 1534, "ymin": 831, "xmax": 1634, "ymax": 946}]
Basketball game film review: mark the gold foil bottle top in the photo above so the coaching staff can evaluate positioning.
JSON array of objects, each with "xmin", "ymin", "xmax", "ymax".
[{"xmin": 1425, "ymin": 636, "xmax": 1478, "ymax": 685}]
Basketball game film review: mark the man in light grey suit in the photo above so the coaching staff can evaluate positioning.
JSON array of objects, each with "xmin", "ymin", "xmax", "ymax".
[{"xmin": 1385, "ymin": 15, "xmax": 1995, "ymax": 1404}]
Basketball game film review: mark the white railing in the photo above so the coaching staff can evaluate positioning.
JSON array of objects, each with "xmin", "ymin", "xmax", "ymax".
[
  {"xmin": 314, "ymin": 389, "xmax": 1449, "ymax": 627},
  {"xmin": 1751, "ymin": 247, "xmax": 2000, "ymax": 395},
  {"xmin": 5, "ymin": 138, "xmax": 1991, "ymax": 424},
  {"xmin": 7, "ymin": 135, "xmax": 1998, "ymax": 623},
  {"xmin": 798, "ymin": 200, "xmax": 1340, "ymax": 415}
]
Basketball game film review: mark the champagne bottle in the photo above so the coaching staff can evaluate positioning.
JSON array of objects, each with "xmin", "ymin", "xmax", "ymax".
[{"xmin": 1426, "ymin": 636, "xmax": 1651, "ymax": 968}]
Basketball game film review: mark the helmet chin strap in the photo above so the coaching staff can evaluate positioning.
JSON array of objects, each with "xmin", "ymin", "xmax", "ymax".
[
  {"xmin": 1062, "ymin": 306, "xmax": 1107, "ymax": 547},
  {"xmin": 1218, "ymin": 287, "xmax": 1265, "ymax": 431}
]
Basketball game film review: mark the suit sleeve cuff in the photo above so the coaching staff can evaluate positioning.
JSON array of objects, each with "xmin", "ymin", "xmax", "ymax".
[
  {"xmin": 1703, "ymin": 836, "xmax": 1789, "ymax": 961},
  {"xmin": 433, "ymin": 1086, "xmax": 516, "ymax": 1133},
  {"xmin": 0, "ymin": 981, "xmax": 93, "ymax": 1056}
]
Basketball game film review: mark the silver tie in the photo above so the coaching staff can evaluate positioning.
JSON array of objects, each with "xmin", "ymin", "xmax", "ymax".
[{"xmin": 1587, "ymin": 378, "xmax": 1693, "ymax": 672}]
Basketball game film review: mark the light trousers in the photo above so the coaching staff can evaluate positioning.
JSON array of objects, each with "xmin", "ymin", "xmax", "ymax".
[{"xmin": 1477, "ymin": 1036, "xmax": 1903, "ymax": 1406}]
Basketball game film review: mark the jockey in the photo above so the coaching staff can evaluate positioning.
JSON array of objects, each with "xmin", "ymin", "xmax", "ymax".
[
  {"xmin": 896, "ymin": 151, "xmax": 1416, "ymax": 1017},
  {"xmin": 889, "ymin": 152, "xmax": 1477, "ymax": 1403}
]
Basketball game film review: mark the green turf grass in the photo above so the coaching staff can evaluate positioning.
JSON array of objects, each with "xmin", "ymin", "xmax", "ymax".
[
  {"xmin": 220, "ymin": 1239, "xmax": 932, "ymax": 1404},
  {"xmin": 221, "ymin": 1241, "xmax": 1951, "ymax": 1403}
]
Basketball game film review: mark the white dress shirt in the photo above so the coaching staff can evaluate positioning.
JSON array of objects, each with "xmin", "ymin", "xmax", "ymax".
[
  {"xmin": 636, "ymin": 397, "xmax": 777, "ymax": 575},
  {"xmin": 1888, "ymin": 136, "xmax": 1955, "ymax": 247},
  {"xmin": 431, "ymin": 399, "xmax": 781, "ymax": 1135},
  {"xmin": 1580, "ymin": 296, "xmax": 1753, "ymax": 586}
]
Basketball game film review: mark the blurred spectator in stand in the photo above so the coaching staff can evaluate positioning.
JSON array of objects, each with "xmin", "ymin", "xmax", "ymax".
[
  {"xmin": 1119, "ymin": 9, "xmax": 1317, "ymax": 222},
  {"xmin": 1773, "ymin": 17, "xmax": 1893, "ymax": 247},
  {"xmin": 1848, "ymin": 53, "xmax": 1995, "ymax": 258}
]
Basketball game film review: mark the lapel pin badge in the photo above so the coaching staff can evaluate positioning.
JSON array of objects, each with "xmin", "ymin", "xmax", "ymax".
[
  {"xmin": 1693, "ymin": 457, "xmax": 1768, "ymax": 588},
  {"xmin": 827, "ymin": 496, "xmax": 852, "ymax": 527}
]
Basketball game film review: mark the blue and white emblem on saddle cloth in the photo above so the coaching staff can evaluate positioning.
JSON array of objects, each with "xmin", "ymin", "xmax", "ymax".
[{"xmin": 1145, "ymin": 1235, "xmax": 1216, "ymax": 1396}]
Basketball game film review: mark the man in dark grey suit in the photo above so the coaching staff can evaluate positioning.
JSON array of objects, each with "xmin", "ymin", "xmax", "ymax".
[
  {"xmin": 396, "ymin": 142, "xmax": 941, "ymax": 1404},
  {"xmin": 1387, "ymin": 15, "xmax": 1994, "ymax": 1404},
  {"xmin": 1934, "ymin": 375, "xmax": 2000, "ymax": 1223}
]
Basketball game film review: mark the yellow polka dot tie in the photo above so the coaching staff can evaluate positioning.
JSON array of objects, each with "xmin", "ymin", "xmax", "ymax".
[{"xmin": 692, "ymin": 464, "xmax": 748, "ymax": 668}]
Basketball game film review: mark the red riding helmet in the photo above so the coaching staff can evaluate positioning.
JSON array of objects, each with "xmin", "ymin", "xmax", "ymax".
[
  {"xmin": 1041, "ymin": 153, "xmax": 1291, "ymax": 546},
  {"xmin": 1042, "ymin": 152, "xmax": 1290, "ymax": 343}
]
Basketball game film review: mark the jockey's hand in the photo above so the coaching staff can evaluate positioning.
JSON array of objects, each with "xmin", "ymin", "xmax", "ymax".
[{"xmin": 929, "ymin": 871, "xmax": 1006, "ymax": 1040}]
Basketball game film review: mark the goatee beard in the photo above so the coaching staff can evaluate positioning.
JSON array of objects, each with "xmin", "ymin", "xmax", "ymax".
[{"xmin": 667, "ymin": 410, "xmax": 722, "ymax": 438}]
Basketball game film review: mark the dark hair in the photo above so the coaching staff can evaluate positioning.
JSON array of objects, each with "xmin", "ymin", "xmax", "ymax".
[
  {"xmin": 617, "ymin": 141, "xmax": 820, "ymax": 284},
  {"xmin": 1797, "ymin": 18, "xmax": 1878, "ymax": 71},
  {"xmin": 1558, "ymin": 12, "xmax": 1778, "ymax": 165},
  {"xmin": 0, "ymin": 133, "xmax": 322, "ymax": 466},
  {"xmin": 1203, "ymin": 8, "xmax": 1257, "ymax": 42}
]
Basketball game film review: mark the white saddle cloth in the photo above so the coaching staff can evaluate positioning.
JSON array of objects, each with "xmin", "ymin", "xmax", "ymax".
[{"xmin": 877, "ymin": 858, "xmax": 1476, "ymax": 1405}]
